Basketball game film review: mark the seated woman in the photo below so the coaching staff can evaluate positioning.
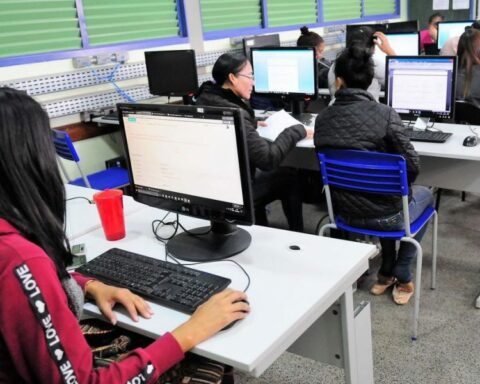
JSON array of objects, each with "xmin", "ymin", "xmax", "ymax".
[
  {"xmin": 195, "ymin": 53, "xmax": 311, "ymax": 232},
  {"xmin": 0, "ymin": 87, "xmax": 249, "ymax": 382},
  {"xmin": 327, "ymin": 26, "xmax": 395, "ymax": 101},
  {"xmin": 456, "ymin": 27, "xmax": 480, "ymax": 107},
  {"xmin": 314, "ymin": 46, "xmax": 434, "ymax": 305},
  {"xmin": 420, "ymin": 13, "xmax": 444, "ymax": 52},
  {"xmin": 297, "ymin": 26, "xmax": 331, "ymax": 88}
]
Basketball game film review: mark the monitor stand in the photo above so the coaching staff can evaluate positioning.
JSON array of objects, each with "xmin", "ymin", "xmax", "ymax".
[
  {"xmin": 413, "ymin": 117, "xmax": 430, "ymax": 130},
  {"xmin": 289, "ymin": 99, "xmax": 304, "ymax": 118},
  {"xmin": 166, "ymin": 221, "xmax": 251, "ymax": 262}
]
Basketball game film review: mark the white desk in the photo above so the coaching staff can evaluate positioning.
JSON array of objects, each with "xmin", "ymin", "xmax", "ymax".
[
  {"xmin": 75, "ymin": 204, "xmax": 377, "ymax": 384},
  {"xmin": 65, "ymin": 184, "xmax": 145, "ymax": 241}
]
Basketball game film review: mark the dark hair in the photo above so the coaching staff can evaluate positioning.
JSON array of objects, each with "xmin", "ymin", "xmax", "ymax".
[
  {"xmin": 0, "ymin": 87, "xmax": 71, "ymax": 278},
  {"xmin": 346, "ymin": 26, "xmax": 375, "ymax": 50},
  {"xmin": 297, "ymin": 26, "xmax": 324, "ymax": 48},
  {"xmin": 471, "ymin": 20, "xmax": 480, "ymax": 30},
  {"xmin": 334, "ymin": 45, "xmax": 374, "ymax": 90},
  {"xmin": 428, "ymin": 13, "xmax": 444, "ymax": 25},
  {"xmin": 457, "ymin": 28, "xmax": 480, "ymax": 98},
  {"xmin": 212, "ymin": 52, "xmax": 249, "ymax": 86}
]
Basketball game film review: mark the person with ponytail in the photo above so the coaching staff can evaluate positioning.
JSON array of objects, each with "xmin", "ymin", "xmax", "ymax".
[
  {"xmin": 314, "ymin": 47, "xmax": 433, "ymax": 306},
  {"xmin": 327, "ymin": 26, "xmax": 396, "ymax": 101},
  {"xmin": 456, "ymin": 27, "xmax": 480, "ymax": 106},
  {"xmin": 0, "ymin": 87, "xmax": 249, "ymax": 383},
  {"xmin": 297, "ymin": 26, "xmax": 331, "ymax": 88}
]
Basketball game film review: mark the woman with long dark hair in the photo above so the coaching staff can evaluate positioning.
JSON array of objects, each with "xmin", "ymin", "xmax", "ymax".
[
  {"xmin": 0, "ymin": 87, "xmax": 249, "ymax": 383},
  {"xmin": 456, "ymin": 28, "xmax": 480, "ymax": 106}
]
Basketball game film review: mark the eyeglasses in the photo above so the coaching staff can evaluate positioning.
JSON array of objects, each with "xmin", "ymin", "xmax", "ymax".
[{"xmin": 237, "ymin": 73, "xmax": 255, "ymax": 80}]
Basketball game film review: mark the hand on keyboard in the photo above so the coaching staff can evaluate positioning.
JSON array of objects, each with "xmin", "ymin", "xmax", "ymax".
[{"xmin": 171, "ymin": 289, "xmax": 250, "ymax": 352}]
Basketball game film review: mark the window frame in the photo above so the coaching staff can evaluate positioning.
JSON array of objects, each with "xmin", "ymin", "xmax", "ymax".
[{"xmin": 0, "ymin": 0, "xmax": 189, "ymax": 67}]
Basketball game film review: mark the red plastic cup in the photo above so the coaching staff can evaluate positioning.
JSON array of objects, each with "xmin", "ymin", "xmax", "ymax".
[{"xmin": 93, "ymin": 189, "xmax": 126, "ymax": 241}]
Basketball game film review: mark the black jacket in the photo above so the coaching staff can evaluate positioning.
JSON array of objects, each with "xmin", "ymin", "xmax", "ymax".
[
  {"xmin": 194, "ymin": 82, "xmax": 306, "ymax": 173},
  {"xmin": 314, "ymin": 88, "xmax": 420, "ymax": 218}
]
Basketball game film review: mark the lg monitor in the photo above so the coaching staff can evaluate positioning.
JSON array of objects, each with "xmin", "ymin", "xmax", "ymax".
[
  {"xmin": 385, "ymin": 56, "xmax": 457, "ymax": 128},
  {"xmin": 118, "ymin": 103, "xmax": 254, "ymax": 262},
  {"xmin": 437, "ymin": 21, "xmax": 473, "ymax": 49},
  {"xmin": 251, "ymin": 47, "xmax": 317, "ymax": 114},
  {"xmin": 144, "ymin": 50, "xmax": 198, "ymax": 104},
  {"xmin": 242, "ymin": 33, "xmax": 280, "ymax": 61},
  {"xmin": 385, "ymin": 20, "xmax": 418, "ymax": 33}
]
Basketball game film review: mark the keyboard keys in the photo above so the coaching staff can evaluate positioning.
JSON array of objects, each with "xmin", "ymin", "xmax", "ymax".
[{"xmin": 404, "ymin": 129, "xmax": 452, "ymax": 143}]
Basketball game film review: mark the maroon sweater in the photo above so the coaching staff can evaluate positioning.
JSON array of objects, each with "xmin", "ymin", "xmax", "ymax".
[{"xmin": 0, "ymin": 219, "xmax": 184, "ymax": 383}]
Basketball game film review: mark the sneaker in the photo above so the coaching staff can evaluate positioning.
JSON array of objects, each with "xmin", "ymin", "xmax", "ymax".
[
  {"xmin": 370, "ymin": 275, "xmax": 397, "ymax": 295},
  {"xmin": 392, "ymin": 282, "xmax": 414, "ymax": 305}
]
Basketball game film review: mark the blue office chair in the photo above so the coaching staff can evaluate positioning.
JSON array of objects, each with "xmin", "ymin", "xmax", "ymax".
[
  {"xmin": 317, "ymin": 149, "xmax": 438, "ymax": 340},
  {"xmin": 52, "ymin": 129, "xmax": 130, "ymax": 190}
]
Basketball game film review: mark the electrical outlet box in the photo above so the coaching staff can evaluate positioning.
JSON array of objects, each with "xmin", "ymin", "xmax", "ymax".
[
  {"xmin": 72, "ymin": 51, "xmax": 128, "ymax": 68},
  {"xmin": 72, "ymin": 56, "xmax": 94, "ymax": 68}
]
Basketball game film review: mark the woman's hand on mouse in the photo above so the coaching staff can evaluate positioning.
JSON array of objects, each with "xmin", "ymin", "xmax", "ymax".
[{"xmin": 171, "ymin": 289, "xmax": 250, "ymax": 352}]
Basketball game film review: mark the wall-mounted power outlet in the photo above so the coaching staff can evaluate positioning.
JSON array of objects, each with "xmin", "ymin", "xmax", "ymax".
[{"xmin": 72, "ymin": 51, "xmax": 129, "ymax": 68}]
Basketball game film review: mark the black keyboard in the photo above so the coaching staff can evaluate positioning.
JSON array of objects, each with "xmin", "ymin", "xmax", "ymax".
[
  {"xmin": 404, "ymin": 129, "xmax": 452, "ymax": 143},
  {"xmin": 76, "ymin": 248, "xmax": 231, "ymax": 314}
]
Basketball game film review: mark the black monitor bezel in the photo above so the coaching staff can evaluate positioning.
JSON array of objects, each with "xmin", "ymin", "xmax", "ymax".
[
  {"xmin": 345, "ymin": 23, "xmax": 386, "ymax": 44},
  {"xmin": 117, "ymin": 103, "xmax": 254, "ymax": 226},
  {"xmin": 384, "ymin": 55, "xmax": 457, "ymax": 121},
  {"xmin": 250, "ymin": 46, "xmax": 318, "ymax": 100},
  {"xmin": 242, "ymin": 33, "xmax": 280, "ymax": 61},
  {"xmin": 437, "ymin": 20, "xmax": 474, "ymax": 50},
  {"xmin": 383, "ymin": 31, "xmax": 420, "ymax": 55},
  {"xmin": 385, "ymin": 20, "xmax": 418, "ymax": 33},
  {"xmin": 144, "ymin": 49, "xmax": 199, "ymax": 97}
]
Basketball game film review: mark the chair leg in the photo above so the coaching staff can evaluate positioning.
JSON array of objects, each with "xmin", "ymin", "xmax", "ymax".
[
  {"xmin": 435, "ymin": 188, "xmax": 443, "ymax": 212},
  {"xmin": 431, "ymin": 212, "xmax": 438, "ymax": 290},
  {"xmin": 461, "ymin": 191, "xmax": 466, "ymax": 201}
]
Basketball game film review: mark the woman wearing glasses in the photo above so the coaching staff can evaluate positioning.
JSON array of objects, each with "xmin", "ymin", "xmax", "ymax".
[{"xmin": 195, "ymin": 53, "xmax": 312, "ymax": 232}]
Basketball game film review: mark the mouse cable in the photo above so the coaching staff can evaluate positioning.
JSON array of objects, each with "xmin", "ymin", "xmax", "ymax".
[
  {"xmin": 468, "ymin": 124, "xmax": 479, "ymax": 138},
  {"xmin": 66, "ymin": 196, "xmax": 94, "ymax": 204}
]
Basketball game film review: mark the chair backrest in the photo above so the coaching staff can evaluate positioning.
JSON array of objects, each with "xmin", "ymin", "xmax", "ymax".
[
  {"xmin": 317, "ymin": 149, "xmax": 412, "ymax": 234},
  {"xmin": 454, "ymin": 100, "xmax": 480, "ymax": 125}
]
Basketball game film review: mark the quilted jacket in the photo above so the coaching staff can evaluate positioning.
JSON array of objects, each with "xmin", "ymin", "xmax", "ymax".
[
  {"xmin": 194, "ymin": 81, "xmax": 306, "ymax": 174},
  {"xmin": 314, "ymin": 88, "xmax": 420, "ymax": 219}
]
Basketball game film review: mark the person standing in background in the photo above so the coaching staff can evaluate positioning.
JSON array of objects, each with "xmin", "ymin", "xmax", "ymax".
[{"xmin": 420, "ymin": 13, "xmax": 445, "ymax": 52}]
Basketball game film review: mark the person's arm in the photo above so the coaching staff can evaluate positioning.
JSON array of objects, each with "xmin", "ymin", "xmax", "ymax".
[
  {"xmin": 244, "ymin": 110, "xmax": 306, "ymax": 171},
  {"xmin": 385, "ymin": 109, "xmax": 420, "ymax": 183},
  {"xmin": 373, "ymin": 32, "xmax": 396, "ymax": 56}
]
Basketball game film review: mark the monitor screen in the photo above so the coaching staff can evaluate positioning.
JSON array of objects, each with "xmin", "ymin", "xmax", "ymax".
[
  {"xmin": 437, "ymin": 21, "xmax": 473, "ymax": 49},
  {"xmin": 118, "ymin": 103, "xmax": 254, "ymax": 262},
  {"xmin": 385, "ymin": 20, "xmax": 418, "ymax": 33},
  {"xmin": 243, "ymin": 34, "xmax": 280, "ymax": 61},
  {"xmin": 251, "ymin": 47, "xmax": 317, "ymax": 99},
  {"xmin": 144, "ymin": 50, "xmax": 198, "ymax": 98},
  {"xmin": 385, "ymin": 56, "xmax": 457, "ymax": 121},
  {"xmin": 384, "ymin": 32, "xmax": 420, "ymax": 55}
]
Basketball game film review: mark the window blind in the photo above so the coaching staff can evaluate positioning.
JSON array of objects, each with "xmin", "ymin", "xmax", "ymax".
[
  {"xmin": 364, "ymin": 0, "xmax": 396, "ymax": 16},
  {"xmin": 200, "ymin": 0, "xmax": 261, "ymax": 32},
  {"xmin": 0, "ymin": 0, "xmax": 81, "ymax": 58},
  {"xmin": 267, "ymin": 0, "xmax": 317, "ymax": 27},
  {"xmin": 322, "ymin": 0, "xmax": 361, "ymax": 22},
  {"xmin": 82, "ymin": 0, "xmax": 179, "ymax": 46}
]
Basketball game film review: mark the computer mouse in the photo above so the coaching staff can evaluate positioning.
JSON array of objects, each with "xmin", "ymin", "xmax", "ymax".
[
  {"xmin": 221, "ymin": 299, "xmax": 249, "ymax": 331},
  {"xmin": 463, "ymin": 135, "xmax": 478, "ymax": 147}
]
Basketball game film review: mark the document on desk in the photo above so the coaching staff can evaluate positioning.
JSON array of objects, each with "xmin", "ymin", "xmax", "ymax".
[{"xmin": 258, "ymin": 109, "xmax": 313, "ymax": 147}]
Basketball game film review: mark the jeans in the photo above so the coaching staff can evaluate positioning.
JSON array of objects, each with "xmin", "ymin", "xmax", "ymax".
[
  {"xmin": 252, "ymin": 167, "xmax": 304, "ymax": 232},
  {"xmin": 344, "ymin": 186, "xmax": 434, "ymax": 283}
]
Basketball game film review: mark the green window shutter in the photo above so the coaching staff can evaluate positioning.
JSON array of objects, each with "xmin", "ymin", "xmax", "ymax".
[
  {"xmin": 364, "ymin": 0, "xmax": 396, "ymax": 16},
  {"xmin": 267, "ymin": 0, "xmax": 317, "ymax": 27},
  {"xmin": 200, "ymin": 0, "xmax": 261, "ymax": 32},
  {"xmin": 82, "ymin": 0, "xmax": 179, "ymax": 46},
  {"xmin": 0, "ymin": 0, "xmax": 81, "ymax": 58},
  {"xmin": 322, "ymin": 0, "xmax": 361, "ymax": 22}
]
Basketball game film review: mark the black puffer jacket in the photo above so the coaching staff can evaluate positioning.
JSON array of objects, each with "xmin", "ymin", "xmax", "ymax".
[
  {"xmin": 195, "ymin": 82, "xmax": 306, "ymax": 174},
  {"xmin": 314, "ymin": 88, "xmax": 420, "ymax": 219}
]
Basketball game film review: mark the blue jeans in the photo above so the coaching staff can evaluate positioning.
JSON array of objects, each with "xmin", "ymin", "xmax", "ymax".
[{"xmin": 344, "ymin": 186, "xmax": 434, "ymax": 283}]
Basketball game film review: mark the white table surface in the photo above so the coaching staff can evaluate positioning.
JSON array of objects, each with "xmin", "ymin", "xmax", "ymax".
[{"xmin": 76, "ymin": 204, "xmax": 376, "ymax": 377}]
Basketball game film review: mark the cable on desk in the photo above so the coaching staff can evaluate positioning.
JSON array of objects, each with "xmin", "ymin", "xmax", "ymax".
[{"xmin": 66, "ymin": 196, "xmax": 94, "ymax": 204}]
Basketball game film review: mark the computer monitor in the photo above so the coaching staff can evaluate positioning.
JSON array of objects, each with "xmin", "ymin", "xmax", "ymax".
[
  {"xmin": 437, "ymin": 21, "xmax": 473, "ymax": 50},
  {"xmin": 345, "ymin": 24, "xmax": 386, "ymax": 45},
  {"xmin": 251, "ymin": 47, "xmax": 317, "ymax": 114},
  {"xmin": 242, "ymin": 33, "xmax": 280, "ymax": 61},
  {"xmin": 385, "ymin": 56, "xmax": 457, "ymax": 128},
  {"xmin": 385, "ymin": 20, "xmax": 418, "ymax": 33},
  {"xmin": 384, "ymin": 32, "xmax": 420, "ymax": 55},
  {"xmin": 144, "ymin": 50, "xmax": 198, "ymax": 105},
  {"xmin": 117, "ymin": 103, "xmax": 254, "ymax": 262}
]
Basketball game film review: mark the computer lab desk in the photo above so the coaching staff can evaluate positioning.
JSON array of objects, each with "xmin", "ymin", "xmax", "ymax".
[
  {"xmin": 71, "ymin": 202, "xmax": 377, "ymax": 384},
  {"xmin": 283, "ymin": 122, "xmax": 480, "ymax": 193}
]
